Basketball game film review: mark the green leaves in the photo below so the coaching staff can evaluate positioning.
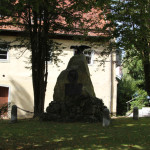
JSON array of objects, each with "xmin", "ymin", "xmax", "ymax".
[
  {"xmin": 130, "ymin": 89, "xmax": 148, "ymax": 110},
  {"xmin": 102, "ymin": 0, "xmax": 150, "ymax": 96},
  {"xmin": 105, "ymin": 0, "xmax": 150, "ymax": 49}
]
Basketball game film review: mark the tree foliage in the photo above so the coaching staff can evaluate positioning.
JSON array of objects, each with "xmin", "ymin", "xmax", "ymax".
[
  {"xmin": 117, "ymin": 57, "xmax": 148, "ymax": 115},
  {"xmin": 123, "ymin": 51, "xmax": 145, "ymax": 89},
  {"xmin": 103, "ymin": 0, "xmax": 150, "ymax": 95},
  {"xmin": 117, "ymin": 75, "xmax": 136, "ymax": 115},
  {"xmin": 0, "ymin": 103, "xmax": 10, "ymax": 119},
  {"xmin": 130, "ymin": 89, "xmax": 148, "ymax": 110}
]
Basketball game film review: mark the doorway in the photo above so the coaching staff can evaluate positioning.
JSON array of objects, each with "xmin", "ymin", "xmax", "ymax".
[{"xmin": 0, "ymin": 86, "xmax": 9, "ymax": 117}]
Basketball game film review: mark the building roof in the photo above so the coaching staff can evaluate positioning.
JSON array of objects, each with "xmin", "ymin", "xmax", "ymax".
[{"xmin": 0, "ymin": 2, "xmax": 110, "ymax": 40}]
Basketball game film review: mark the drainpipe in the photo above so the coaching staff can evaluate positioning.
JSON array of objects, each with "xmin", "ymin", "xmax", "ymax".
[{"xmin": 110, "ymin": 52, "xmax": 113, "ymax": 115}]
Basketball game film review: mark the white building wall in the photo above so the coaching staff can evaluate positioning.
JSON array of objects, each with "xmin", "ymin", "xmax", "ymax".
[{"xmin": 0, "ymin": 35, "xmax": 117, "ymax": 118}]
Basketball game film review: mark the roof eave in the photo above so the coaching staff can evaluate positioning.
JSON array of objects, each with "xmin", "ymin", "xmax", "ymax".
[{"xmin": 0, "ymin": 29, "xmax": 110, "ymax": 42}]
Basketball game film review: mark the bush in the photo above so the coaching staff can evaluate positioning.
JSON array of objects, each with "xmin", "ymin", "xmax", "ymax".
[
  {"xmin": 0, "ymin": 103, "xmax": 10, "ymax": 119},
  {"xmin": 117, "ymin": 77, "xmax": 137, "ymax": 116},
  {"xmin": 130, "ymin": 90, "xmax": 148, "ymax": 110}
]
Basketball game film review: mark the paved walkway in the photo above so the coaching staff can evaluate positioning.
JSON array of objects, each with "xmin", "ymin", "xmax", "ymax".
[{"xmin": 128, "ymin": 107, "xmax": 150, "ymax": 117}]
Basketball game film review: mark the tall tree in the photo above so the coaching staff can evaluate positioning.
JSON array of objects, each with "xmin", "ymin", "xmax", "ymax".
[
  {"xmin": 0, "ymin": 0, "xmax": 96, "ymax": 117},
  {"xmin": 123, "ymin": 50, "xmax": 144, "ymax": 89},
  {"xmin": 117, "ymin": 57, "xmax": 145, "ymax": 115},
  {"xmin": 102, "ymin": 0, "xmax": 150, "ymax": 95}
]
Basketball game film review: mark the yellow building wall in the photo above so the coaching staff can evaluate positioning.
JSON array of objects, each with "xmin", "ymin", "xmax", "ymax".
[{"xmin": 0, "ymin": 35, "xmax": 117, "ymax": 118}]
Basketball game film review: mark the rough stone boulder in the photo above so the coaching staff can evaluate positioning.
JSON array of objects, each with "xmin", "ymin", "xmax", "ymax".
[{"xmin": 53, "ymin": 54, "xmax": 95, "ymax": 101}]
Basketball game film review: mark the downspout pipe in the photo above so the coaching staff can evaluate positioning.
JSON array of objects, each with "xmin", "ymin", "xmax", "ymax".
[{"xmin": 110, "ymin": 52, "xmax": 113, "ymax": 115}]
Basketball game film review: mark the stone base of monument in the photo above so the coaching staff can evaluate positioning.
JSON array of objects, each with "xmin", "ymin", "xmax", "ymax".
[
  {"xmin": 41, "ymin": 95, "xmax": 106, "ymax": 122},
  {"xmin": 102, "ymin": 108, "xmax": 111, "ymax": 127}
]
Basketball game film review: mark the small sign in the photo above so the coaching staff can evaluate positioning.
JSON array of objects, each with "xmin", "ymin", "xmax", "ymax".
[{"xmin": 65, "ymin": 83, "xmax": 82, "ymax": 96}]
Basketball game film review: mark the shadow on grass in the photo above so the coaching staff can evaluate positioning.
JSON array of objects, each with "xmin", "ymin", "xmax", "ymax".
[{"xmin": 0, "ymin": 118, "xmax": 150, "ymax": 150}]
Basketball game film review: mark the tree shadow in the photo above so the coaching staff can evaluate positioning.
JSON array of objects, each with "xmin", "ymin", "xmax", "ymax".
[
  {"xmin": 0, "ymin": 118, "xmax": 150, "ymax": 150},
  {"xmin": 10, "ymin": 78, "xmax": 34, "ymax": 118}
]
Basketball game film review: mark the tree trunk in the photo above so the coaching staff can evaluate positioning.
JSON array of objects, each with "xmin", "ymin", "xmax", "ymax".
[
  {"xmin": 142, "ymin": 48, "xmax": 150, "ymax": 96},
  {"xmin": 32, "ymin": 38, "xmax": 47, "ymax": 117},
  {"xmin": 143, "ymin": 62, "xmax": 150, "ymax": 96},
  {"xmin": 31, "ymin": 6, "xmax": 49, "ymax": 117}
]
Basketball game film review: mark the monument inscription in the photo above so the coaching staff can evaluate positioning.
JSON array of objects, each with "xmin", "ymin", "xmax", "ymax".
[
  {"xmin": 65, "ymin": 69, "xmax": 82, "ymax": 96},
  {"xmin": 65, "ymin": 84, "xmax": 82, "ymax": 96}
]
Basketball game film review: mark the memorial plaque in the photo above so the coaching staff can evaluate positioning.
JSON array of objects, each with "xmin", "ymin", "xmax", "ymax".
[
  {"xmin": 65, "ymin": 83, "xmax": 82, "ymax": 96},
  {"xmin": 67, "ymin": 70, "xmax": 78, "ymax": 83}
]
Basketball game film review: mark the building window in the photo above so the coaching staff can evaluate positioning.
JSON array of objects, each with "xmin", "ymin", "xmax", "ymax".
[
  {"xmin": 45, "ymin": 51, "xmax": 53, "ymax": 64},
  {"xmin": 0, "ymin": 50, "xmax": 8, "ymax": 59},
  {"xmin": 0, "ymin": 14, "xmax": 5, "ymax": 18},
  {"xmin": 74, "ymin": 48, "xmax": 94, "ymax": 65},
  {"xmin": 37, "ymin": 11, "xmax": 44, "ymax": 21},
  {"xmin": 0, "ymin": 43, "xmax": 9, "ymax": 62},
  {"xmin": 83, "ymin": 49, "xmax": 94, "ymax": 65}
]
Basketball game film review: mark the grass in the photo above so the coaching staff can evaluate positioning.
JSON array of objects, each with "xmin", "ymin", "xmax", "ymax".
[{"xmin": 0, "ymin": 118, "xmax": 150, "ymax": 150}]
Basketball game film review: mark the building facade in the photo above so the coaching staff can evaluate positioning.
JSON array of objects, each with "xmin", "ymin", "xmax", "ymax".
[{"xmin": 0, "ymin": 31, "xmax": 118, "ymax": 118}]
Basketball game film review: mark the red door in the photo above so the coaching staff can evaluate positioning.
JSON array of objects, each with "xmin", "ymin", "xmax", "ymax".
[{"xmin": 0, "ymin": 86, "xmax": 9, "ymax": 117}]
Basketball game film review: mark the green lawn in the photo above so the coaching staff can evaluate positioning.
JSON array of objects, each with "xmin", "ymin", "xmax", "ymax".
[{"xmin": 0, "ymin": 118, "xmax": 150, "ymax": 150}]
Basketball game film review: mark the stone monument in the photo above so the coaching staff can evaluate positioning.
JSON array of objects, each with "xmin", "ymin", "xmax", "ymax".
[
  {"xmin": 10, "ymin": 105, "xmax": 17, "ymax": 123},
  {"xmin": 133, "ymin": 107, "xmax": 139, "ymax": 120},
  {"xmin": 42, "ymin": 47, "xmax": 106, "ymax": 122},
  {"xmin": 102, "ymin": 108, "xmax": 111, "ymax": 127}
]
